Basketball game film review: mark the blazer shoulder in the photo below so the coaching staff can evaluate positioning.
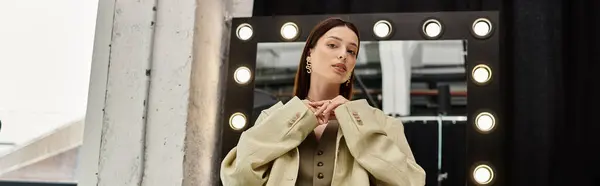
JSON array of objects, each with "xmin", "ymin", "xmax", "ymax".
[{"xmin": 262, "ymin": 101, "xmax": 284, "ymax": 115}]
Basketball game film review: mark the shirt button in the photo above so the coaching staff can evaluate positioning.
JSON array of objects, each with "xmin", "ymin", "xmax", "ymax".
[
  {"xmin": 317, "ymin": 150, "xmax": 323, "ymax": 155},
  {"xmin": 317, "ymin": 162, "xmax": 323, "ymax": 166},
  {"xmin": 317, "ymin": 173, "xmax": 324, "ymax": 179}
]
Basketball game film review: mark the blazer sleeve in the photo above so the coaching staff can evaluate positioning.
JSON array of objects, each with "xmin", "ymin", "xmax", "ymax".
[
  {"xmin": 220, "ymin": 97, "xmax": 319, "ymax": 186},
  {"xmin": 334, "ymin": 99, "xmax": 426, "ymax": 186}
]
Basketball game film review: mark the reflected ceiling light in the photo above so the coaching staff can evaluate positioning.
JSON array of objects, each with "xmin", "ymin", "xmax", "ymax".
[
  {"xmin": 473, "ymin": 164, "xmax": 495, "ymax": 184},
  {"xmin": 373, "ymin": 20, "xmax": 393, "ymax": 38},
  {"xmin": 233, "ymin": 66, "xmax": 252, "ymax": 85},
  {"xmin": 472, "ymin": 64, "xmax": 492, "ymax": 84},
  {"xmin": 475, "ymin": 112, "xmax": 496, "ymax": 133},
  {"xmin": 229, "ymin": 112, "xmax": 247, "ymax": 130},
  {"xmin": 280, "ymin": 22, "xmax": 299, "ymax": 41},
  {"xmin": 422, "ymin": 19, "xmax": 443, "ymax": 38},
  {"xmin": 236, "ymin": 23, "xmax": 253, "ymax": 41},
  {"xmin": 472, "ymin": 18, "xmax": 493, "ymax": 38}
]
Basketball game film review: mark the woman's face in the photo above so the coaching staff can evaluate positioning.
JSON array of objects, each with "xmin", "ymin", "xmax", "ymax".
[{"xmin": 308, "ymin": 26, "xmax": 359, "ymax": 84}]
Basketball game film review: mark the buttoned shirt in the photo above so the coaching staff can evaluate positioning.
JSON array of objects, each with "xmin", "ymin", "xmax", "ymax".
[{"xmin": 296, "ymin": 120, "xmax": 339, "ymax": 186}]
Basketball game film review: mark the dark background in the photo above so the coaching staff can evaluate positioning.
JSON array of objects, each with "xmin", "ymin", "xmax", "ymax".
[
  {"xmin": 4, "ymin": 1, "xmax": 597, "ymax": 185},
  {"xmin": 253, "ymin": 0, "xmax": 600, "ymax": 186}
]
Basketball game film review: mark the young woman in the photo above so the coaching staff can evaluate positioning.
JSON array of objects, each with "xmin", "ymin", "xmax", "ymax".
[{"xmin": 221, "ymin": 17, "xmax": 425, "ymax": 186}]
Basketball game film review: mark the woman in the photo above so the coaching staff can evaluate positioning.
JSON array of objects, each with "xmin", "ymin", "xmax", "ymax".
[{"xmin": 221, "ymin": 17, "xmax": 426, "ymax": 186}]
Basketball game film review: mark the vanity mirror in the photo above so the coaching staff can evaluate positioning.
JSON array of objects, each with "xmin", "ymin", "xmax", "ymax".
[{"xmin": 221, "ymin": 12, "xmax": 502, "ymax": 186}]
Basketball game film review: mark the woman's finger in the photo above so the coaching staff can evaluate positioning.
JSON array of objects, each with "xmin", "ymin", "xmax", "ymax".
[
  {"xmin": 333, "ymin": 95, "xmax": 350, "ymax": 105},
  {"xmin": 309, "ymin": 107, "xmax": 318, "ymax": 114},
  {"xmin": 308, "ymin": 101, "xmax": 328, "ymax": 106},
  {"xmin": 322, "ymin": 109, "xmax": 330, "ymax": 123},
  {"xmin": 304, "ymin": 104, "xmax": 320, "ymax": 117},
  {"xmin": 322, "ymin": 101, "xmax": 341, "ymax": 117},
  {"xmin": 324, "ymin": 98, "xmax": 345, "ymax": 116},
  {"xmin": 314, "ymin": 101, "xmax": 329, "ymax": 116},
  {"xmin": 316, "ymin": 115, "xmax": 326, "ymax": 125}
]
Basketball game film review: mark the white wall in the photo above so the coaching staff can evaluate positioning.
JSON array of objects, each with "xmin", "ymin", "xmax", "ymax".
[{"xmin": 0, "ymin": 0, "xmax": 98, "ymax": 155}]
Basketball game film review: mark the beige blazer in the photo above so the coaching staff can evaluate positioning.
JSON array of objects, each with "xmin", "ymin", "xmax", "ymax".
[{"xmin": 220, "ymin": 97, "xmax": 426, "ymax": 186}]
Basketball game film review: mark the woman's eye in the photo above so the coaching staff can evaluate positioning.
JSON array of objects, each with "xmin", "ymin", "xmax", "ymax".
[
  {"xmin": 327, "ymin": 44, "xmax": 337, "ymax": 48},
  {"xmin": 347, "ymin": 50, "xmax": 356, "ymax": 55}
]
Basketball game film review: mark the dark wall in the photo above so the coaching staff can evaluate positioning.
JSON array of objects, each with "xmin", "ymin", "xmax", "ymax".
[
  {"xmin": 253, "ymin": 0, "xmax": 600, "ymax": 186},
  {"xmin": 253, "ymin": 0, "xmax": 500, "ymax": 15}
]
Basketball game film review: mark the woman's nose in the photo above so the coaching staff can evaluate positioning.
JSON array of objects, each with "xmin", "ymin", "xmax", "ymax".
[{"xmin": 338, "ymin": 52, "xmax": 347, "ymax": 60}]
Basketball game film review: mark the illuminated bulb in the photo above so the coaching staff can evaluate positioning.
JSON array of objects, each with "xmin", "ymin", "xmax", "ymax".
[
  {"xmin": 473, "ymin": 18, "xmax": 493, "ymax": 37},
  {"xmin": 229, "ymin": 112, "xmax": 247, "ymax": 130},
  {"xmin": 475, "ymin": 112, "xmax": 496, "ymax": 133},
  {"xmin": 234, "ymin": 66, "xmax": 252, "ymax": 84},
  {"xmin": 473, "ymin": 164, "xmax": 494, "ymax": 184},
  {"xmin": 373, "ymin": 20, "xmax": 392, "ymax": 38},
  {"xmin": 423, "ymin": 19, "xmax": 442, "ymax": 38},
  {"xmin": 280, "ymin": 22, "xmax": 299, "ymax": 40},
  {"xmin": 472, "ymin": 64, "xmax": 492, "ymax": 84},
  {"xmin": 236, "ymin": 23, "xmax": 253, "ymax": 41}
]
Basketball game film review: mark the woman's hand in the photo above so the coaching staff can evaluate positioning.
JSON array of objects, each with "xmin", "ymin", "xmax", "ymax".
[
  {"xmin": 308, "ymin": 95, "xmax": 349, "ymax": 122},
  {"xmin": 303, "ymin": 100, "xmax": 328, "ymax": 125}
]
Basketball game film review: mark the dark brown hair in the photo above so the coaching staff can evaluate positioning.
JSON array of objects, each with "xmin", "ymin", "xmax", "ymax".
[{"xmin": 293, "ymin": 17, "xmax": 360, "ymax": 100}]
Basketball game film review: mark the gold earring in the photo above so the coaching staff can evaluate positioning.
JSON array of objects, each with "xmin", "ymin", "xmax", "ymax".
[{"xmin": 306, "ymin": 59, "xmax": 312, "ymax": 73}]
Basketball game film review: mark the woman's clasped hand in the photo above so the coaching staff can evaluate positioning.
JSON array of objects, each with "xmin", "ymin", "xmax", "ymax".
[{"xmin": 303, "ymin": 95, "xmax": 349, "ymax": 125}]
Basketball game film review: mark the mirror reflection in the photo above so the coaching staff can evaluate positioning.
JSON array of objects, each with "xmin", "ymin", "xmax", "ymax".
[
  {"xmin": 253, "ymin": 40, "xmax": 468, "ymax": 185},
  {"xmin": 255, "ymin": 40, "xmax": 466, "ymax": 116}
]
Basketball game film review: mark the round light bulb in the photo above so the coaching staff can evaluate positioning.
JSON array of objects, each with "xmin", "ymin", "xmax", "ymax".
[
  {"xmin": 229, "ymin": 112, "xmax": 247, "ymax": 130},
  {"xmin": 475, "ymin": 112, "xmax": 496, "ymax": 133},
  {"xmin": 373, "ymin": 20, "xmax": 392, "ymax": 38},
  {"xmin": 472, "ymin": 18, "xmax": 493, "ymax": 37},
  {"xmin": 472, "ymin": 64, "xmax": 492, "ymax": 84},
  {"xmin": 473, "ymin": 164, "xmax": 494, "ymax": 184},
  {"xmin": 280, "ymin": 22, "xmax": 299, "ymax": 40},
  {"xmin": 423, "ymin": 19, "xmax": 442, "ymax": 38},
  {"xmin": 236, "ymin": 23, "xmax": 253, "ymax": 41},
  {"xmin": 234, "ymin": 66, "xmax": 252, "ymax": 85}
]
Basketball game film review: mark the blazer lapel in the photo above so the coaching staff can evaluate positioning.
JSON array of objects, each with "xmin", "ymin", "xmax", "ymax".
[{"xmin": 330, "ymin": 124, "xmax": 344, "ymax": 185}]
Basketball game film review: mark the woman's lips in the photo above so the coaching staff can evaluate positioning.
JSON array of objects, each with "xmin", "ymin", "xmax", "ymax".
[{"xmin": 332, "ymin": 63, "xmax": 347, "ymax": 73}]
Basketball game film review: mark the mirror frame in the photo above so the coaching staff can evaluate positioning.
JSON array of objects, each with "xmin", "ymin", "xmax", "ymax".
[{"xmin": 222, "ymin": 12, "xmax": 502, "ymax": 186}]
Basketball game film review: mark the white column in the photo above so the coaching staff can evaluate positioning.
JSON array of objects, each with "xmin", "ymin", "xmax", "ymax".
[
  {"xmin": 141, "ymin": 0, "xmax": 195, "ymax": 185},
  {"xmin": 84, "ymin": 0, "xmax": 158, "ymax": 185},
  {"xmin": 76, "ymin": 0, "xmax": 117, "ymax": 184},
  {"xmin": 78, "ymin": 0, "xmax": 238, "ymax": 184},
  {"xmin": 379, "ymin": 41, "xmax": 397, "ymax": 114},
  {"xmin": 183, "ymin": 0, "xmax": 231, "ymax": 185},
  {"xmin": 379, "ymin": 41, "xmax": 413, "ymax": 116},
  {"xmin": 232, "ymin": 0, "xmax": 254, "ymax": 17}
]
